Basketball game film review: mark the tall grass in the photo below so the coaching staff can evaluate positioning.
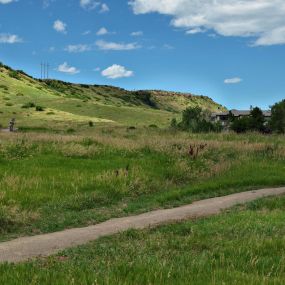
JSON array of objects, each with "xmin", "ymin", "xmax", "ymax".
[{"xmin": 0, "ymin": 128, "xmax": 284, "ymax": 241}]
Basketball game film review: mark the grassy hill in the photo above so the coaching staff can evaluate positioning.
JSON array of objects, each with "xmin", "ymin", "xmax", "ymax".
[{"xmin": 0, "ymin": 63, "xmax": 225, "ymax": 130}]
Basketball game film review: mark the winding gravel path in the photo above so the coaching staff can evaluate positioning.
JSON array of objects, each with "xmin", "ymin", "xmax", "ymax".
[{"xmin": 1, "ymin": 187, "xmax": 285, "ymax": 264}]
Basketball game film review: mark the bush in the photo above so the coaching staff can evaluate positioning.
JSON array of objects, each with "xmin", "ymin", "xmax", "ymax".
[
  {"xmin": 231, "ymin": 117, "xmax": 250, "ymax": 133},
  {"xmin": 178, "ymin": 107, "xmax": 218, "ymax": 133},
  {"xmin": 88, "ymin": 121, "xmax": 94, "ymax": 127},
  {"xmin": 0, "ymin": 85, "xmax": 8, "ymax": 91},
  {"xmin": 170, "ymin": 118, "xmax": 178, "ymax": 129},
  {"xmin": 21, "ymin": 102, "xmax": 35, "ymax": 109},
  {"xmin": 35, "ymin": 106, "xmax": 45, "ymax": 112},
  {"xmin": 67, "ymin": 128, "xmax": 75, "ymax": 134},
  {"xmin": 149, "ymin": 124, "xmax": 158, "ymax": 128},
  {"xmin": 270, "ymin": 100, "xmax": 285, "ymax": 133},
  {"xmin": 230, "ymin": 107, "xmax": 266, "ymax": 133},
  {"xmin": 8, "ymin": 70, "xmax": 20, "ymax": 80}
]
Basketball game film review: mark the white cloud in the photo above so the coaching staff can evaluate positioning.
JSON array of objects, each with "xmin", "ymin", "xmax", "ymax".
[
  {"xmin": 163, "ymin": 44, "xmax": 174, "ymax": 49},
  {"xmin": 186, "ymin": 27, "xmax": 205, "ymax": 35},
  {"xmin": 53, "ymin": 20, "xmax": 67, "ymax": 34},
  {"xmin": 100, "ymin": 3, "xmax": 109, "ymax": 13},
  {"xmin": 80, "ymin": 0, "xmax": 100, "ymax": 10},
  {"xmin": 224, "ymin": 77, "xmax": 242, "ymax": 84},
  {"xmin": 102, "ymin": 64, "xmax": 134, "ymax": 79},
  {"xmin": 57, "ymin": 62, "xmax": 80, "ymax": 74},
  {"xmin": 0, "ymin": 0, "xmax": 15, "ymax": 4},
  {"xmin": 130, "ymin": 0, "xmax": 285, "ymax": 46},
  {"xmin": 65, "ymin": 44, "xmax": 91, "ymax": 53},
  {"xmin": 96, "ymin": 40, "xmax": 140, "ymax": 50},
  {"xmin": 96, "ymin": 27, "xmax": 108, "ymax": 36},
  {"xmin": 82, "ymin": 30, "xmax": 91, "ymax": 36},
  {"xmin": 0, "ymin": 34, "xmax": 22, "ymax": 44},
  {"xmin": 94, "ymin": 67, "xmax": 101, "ymax": 72},
  {"xmin": 131, "ymin": 31, "xmax": 143, "ymax": 36}
]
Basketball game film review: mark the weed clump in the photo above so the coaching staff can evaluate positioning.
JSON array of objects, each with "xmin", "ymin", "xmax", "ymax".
[
  {"xmin": 35, "ymin": 106, "xmax": 45, "ymax": 112},
  {"xmin": 21, "ymin": 102, "xmax": 35, "ymax": 109}
]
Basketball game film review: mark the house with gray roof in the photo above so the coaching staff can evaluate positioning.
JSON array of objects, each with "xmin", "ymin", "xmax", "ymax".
[{"xmin": 211, "ymin": 109, "xmax": 272, "ymax": 127}]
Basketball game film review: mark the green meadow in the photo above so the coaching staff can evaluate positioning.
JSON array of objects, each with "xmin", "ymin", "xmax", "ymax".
[
  {"xmin": 2, "ymin": 195, "xmax": 285, "ymax": 285},
  {"xmin": 1, "ymin": 65, "xmax": 285, "ymax": 284}
]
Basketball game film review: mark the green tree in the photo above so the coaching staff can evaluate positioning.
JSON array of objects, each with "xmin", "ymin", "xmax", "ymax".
[
  {"xmin": 270, "ymin": 100, "xmax": 285, "ymax": 133},
  {"xmin": 231, "ymin": 117, "xmax": 250, "ymax": 133},
  {"xmin": 249, "ymin": 107, "xmax": 265, "ymax": 132},
  {"xmin": 180, "ymin": 107, "xmax": 216, "ymax": 133}
]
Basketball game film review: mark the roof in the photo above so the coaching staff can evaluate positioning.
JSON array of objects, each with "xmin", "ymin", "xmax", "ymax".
[{"xmin": 212, "ymin": 109, "xmax": 271, "ymax": 117}]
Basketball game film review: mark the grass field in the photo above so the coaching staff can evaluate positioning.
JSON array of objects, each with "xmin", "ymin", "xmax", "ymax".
[
  {"xmin": 0, "ymin": 65, "xmax": 225, "ymax": 129},
  {"xmin": 1, "ymin": 64, "xmax": 285, "ymax": 284},
  {"xmin": 0, "ymin": 128, "xmax": 284, "ymax": 243},
  {"xmin": 1, "ymin": 195, "xmax": 285, "ymax": 284}
]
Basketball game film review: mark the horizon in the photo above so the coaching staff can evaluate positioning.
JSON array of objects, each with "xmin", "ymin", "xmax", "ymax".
[{"xmin": 1, "ymin": 0, "xmax": 285, "ymax": 110}]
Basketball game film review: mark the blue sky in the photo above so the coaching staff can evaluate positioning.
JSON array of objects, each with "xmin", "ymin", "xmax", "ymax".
[{"xmin": 1, "ymin": 0, "xmax": 285, "ymax": 109}]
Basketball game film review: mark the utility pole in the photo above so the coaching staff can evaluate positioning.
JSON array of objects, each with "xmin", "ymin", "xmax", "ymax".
[{"xmin": 40, "ymin": 62, "xmax": 50, "ymax": 80}]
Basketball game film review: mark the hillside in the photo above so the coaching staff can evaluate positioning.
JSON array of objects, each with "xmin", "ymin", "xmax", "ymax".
[{"xmin": 0, "ymin": 63, "xmax": 226, "ymax": 129}]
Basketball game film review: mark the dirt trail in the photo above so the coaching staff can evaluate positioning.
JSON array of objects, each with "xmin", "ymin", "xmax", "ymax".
[{"xmin": 1, "ymin": 187, "xmax": 285, "ymax": 264}]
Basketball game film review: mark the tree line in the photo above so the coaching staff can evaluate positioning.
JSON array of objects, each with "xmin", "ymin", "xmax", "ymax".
[{"xmin": 171, "ymin": 99, "xmax": 285, "ymax": 134}]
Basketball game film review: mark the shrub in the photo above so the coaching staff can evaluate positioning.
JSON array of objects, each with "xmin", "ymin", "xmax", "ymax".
[
  {"xmin": 21, "ymin": 102, "xmax": 35, "ymax": 109},
  {"xmin": 8, "ymin": 70, "xmax": 20, "ymax": 80},
  {"xmin": 230, "ymin": 107, "xmax": 266, "ymax": 133},
  {"xmin": 0, "ymin": 85, "xmax": 8, "ymax": 91},
  {"xmin": 35, "ymin": 106, "xmax": 45, "ymax": 112},
  {"xmin": 178, "ymin": 107, "xmax": 218, "ymax": 133},
  {"xmin": 149, "ymin": 124, "xmax": 158, "ymax": 128},
  {"xmin": 231, "ymin": 117, "xmax": 250, "ymax": 133},
  {"xmin": 170, "ymin": 118, "xmax": 178, "ymax": 129},
  {"xmin": 67, "ymin": 128, "xmax": 75, "ymax": 134},
  {"xmin": 88, "ymin": 121, "xmax": 94, "ymax": 127}
]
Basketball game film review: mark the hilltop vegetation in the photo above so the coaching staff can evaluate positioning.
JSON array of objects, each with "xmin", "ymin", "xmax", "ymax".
[{"xmin": 0, "ymin": 63, "xmax": 225, "ymax": 130}]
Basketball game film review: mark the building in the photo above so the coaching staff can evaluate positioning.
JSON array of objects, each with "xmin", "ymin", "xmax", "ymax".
[{"xmin": 211, "ymin": 109, "xmax": 272, "ymax": 127}]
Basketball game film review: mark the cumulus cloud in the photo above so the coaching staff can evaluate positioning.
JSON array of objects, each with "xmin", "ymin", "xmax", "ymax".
[
  {"xmin": 96, "ymin": 27, "xmax": 108, "ymax": 36},
  {"xmin": 0, "ymin": 0, "xmax": 15, "ymax": 4},
  {"xmin": 130, "ymin": 0, "xmax": 285, "ymax": 46},
  {"xmin": 64, "ymin": 44, "xmax": 91, "ymax": 53},
  {"xmin": 80, "ymin": 0, "xmax": 100, "ymax": 10},
  {"xmin": 224, "ymin": 77, "xmax": 242, "ymax": 84},
  {"xmin": 53, "ymin": 20, "xmax": 67, "ymax": 34},
  {"xmin": 100, "ymin": 3, "xmax": 109, "ymax": 13},
  {"xmin": 0, "ymin": 34, "xmax": 22, "ymax": 44},
  {"xmin": 57, "ymin": 62, "xmax": 80, "ymax": 74},
  {"xmin": 96, "ymin": 40, "xmax": 140, "ymax": 50},
  {"xmin": 101, "ymin": 64, "xmax": 134, "ymax": 79}
]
